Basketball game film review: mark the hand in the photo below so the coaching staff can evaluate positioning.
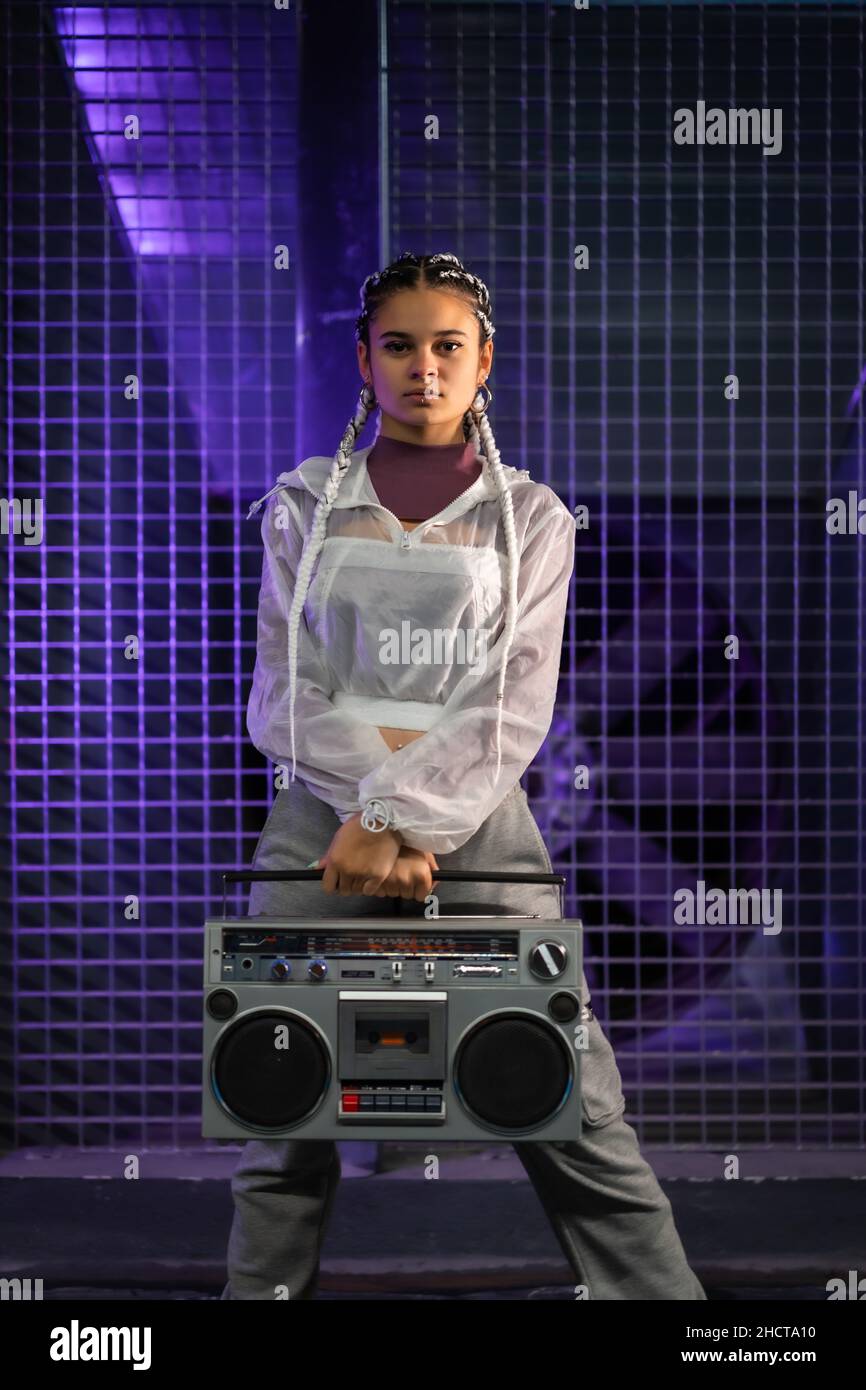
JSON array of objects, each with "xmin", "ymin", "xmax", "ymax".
[
  {"xmin": 314, "ymin": 812, "xmax": 402, "ymax": 896},
  {"xmin": 369, "ymin": 846, "xmax": 440, "ymax": 903}
]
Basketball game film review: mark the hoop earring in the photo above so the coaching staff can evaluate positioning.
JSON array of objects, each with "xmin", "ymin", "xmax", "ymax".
[
  {"xmin": 472, "ymin": 381, "xmax": 493, "ymax": 415},
  {"xmin": 361, "ymin": 381, "xmax": 377, "ymax": 408}
]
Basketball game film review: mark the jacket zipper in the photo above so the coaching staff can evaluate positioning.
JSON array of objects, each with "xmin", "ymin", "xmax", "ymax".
[
  {"xmin": 248, "ymin": 471, "xmax": 485, "ymax": 542},
  {"xmin": 368, "ymin": 478, "xmax": 483, "ymax": 549}
]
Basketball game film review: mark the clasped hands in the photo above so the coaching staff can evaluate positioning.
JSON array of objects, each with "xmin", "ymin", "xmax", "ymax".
[{"xmin": 311, "ymin": 811, "xmax": 439, "ymax": 903}]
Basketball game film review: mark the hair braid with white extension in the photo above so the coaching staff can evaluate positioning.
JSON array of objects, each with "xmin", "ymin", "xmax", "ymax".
[
  {"xmin": 283, "ymin": 384, "xmax": 376, "ymax": 781},
  {"xmin": 473, "ymin": 405, "xmax": 519, "ymax": 784},
  {"xmin": 282, "ymin": 251, "xmax": 519, "ymax": 791}
]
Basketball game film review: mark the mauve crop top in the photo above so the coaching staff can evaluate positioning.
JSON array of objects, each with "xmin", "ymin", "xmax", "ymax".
[{"xmin": 365, "ymin": 432, "xmax": 482, "ymax": 519}]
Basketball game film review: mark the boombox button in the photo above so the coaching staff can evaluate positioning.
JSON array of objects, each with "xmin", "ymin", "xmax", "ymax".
[
  {"xmin": 406, "ymin": 1097, "xmax": 425, "ymax": 1111},
  {"xmin": 342, "ymin": 1094, "xmax": 360, "ymax": 1110}
]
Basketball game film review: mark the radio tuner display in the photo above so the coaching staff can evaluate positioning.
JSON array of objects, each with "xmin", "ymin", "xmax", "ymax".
[
  {"xmin": 223, "ymin": 929, "xmax": 519, "ymax": 959},
  {"xmin": 318, "ymin": 931, "xmax": 519, "ymax": 958}
]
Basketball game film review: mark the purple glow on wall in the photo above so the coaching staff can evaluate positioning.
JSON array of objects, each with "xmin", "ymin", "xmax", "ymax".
[{"xmin": 54, "ymin": 5, "xmax": 298, "ymax": 489}]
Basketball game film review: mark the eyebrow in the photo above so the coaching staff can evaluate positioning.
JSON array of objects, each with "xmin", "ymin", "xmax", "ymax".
[{"xmin": 377, "ymin": 329, "xmax": 469, "ymax": 340}]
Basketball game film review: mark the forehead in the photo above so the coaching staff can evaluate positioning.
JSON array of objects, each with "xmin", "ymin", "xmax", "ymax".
[{"xmin": 374, "ymin": 286, "xmax": 475, "ymax": 332}]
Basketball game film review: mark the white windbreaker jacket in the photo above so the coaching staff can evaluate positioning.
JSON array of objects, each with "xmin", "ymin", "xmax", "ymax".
[{"xmin": 246, "ymin": 443, "xmax": 576, "ymax": 854}]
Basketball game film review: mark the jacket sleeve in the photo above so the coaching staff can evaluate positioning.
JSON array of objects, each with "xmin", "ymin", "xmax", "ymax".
[
  {"xmin": 356, "ymin": 501, "xmax": 576, "ymax": 853},
  {"xmin": 246, "ymin": 490, "xmax": 392, "ymax": 817}
]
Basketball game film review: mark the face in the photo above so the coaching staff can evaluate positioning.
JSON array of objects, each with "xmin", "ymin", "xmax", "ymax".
[{"xmin": 357, "ymin": 286, "xmax": 493, "ymax": 445}]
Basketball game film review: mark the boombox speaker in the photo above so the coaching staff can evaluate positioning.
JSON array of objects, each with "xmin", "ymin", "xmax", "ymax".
[{"xmin": 202, "ymin": 868, "xmax": 588, "ymax": 1141}]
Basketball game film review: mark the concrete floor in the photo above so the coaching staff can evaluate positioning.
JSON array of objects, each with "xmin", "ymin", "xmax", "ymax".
[{"xmin": 1, "ymin": 1144, "xmax": 863, "ymax": 1300}]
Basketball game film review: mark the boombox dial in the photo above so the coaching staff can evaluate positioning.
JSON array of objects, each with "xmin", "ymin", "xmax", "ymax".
[
  {"xmin": 528, "ymin": 939, "xmax": 568, "ymax": 979},
  {"xmin": 308, "ymin": 959, "xmax": 328, "ymax": 980}
]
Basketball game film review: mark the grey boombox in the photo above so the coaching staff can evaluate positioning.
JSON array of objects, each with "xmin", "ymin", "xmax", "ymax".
[{"xmin": 202, "ymin": 869, "xmax": 589, "ymax": 1142}]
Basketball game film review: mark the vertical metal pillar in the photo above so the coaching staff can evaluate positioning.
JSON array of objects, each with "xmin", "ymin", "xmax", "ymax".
[
  {"xmin": 295, "ymin": 0, "xmax": 384, "ymax": 1174},
  {"xmin": 295, "ymin": 0, "xmax": 384, "ymax": 461}
]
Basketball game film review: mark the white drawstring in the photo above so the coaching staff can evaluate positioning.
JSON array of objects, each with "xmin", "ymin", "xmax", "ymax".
[
  {"xmin": 245, "ymin": 473, "xmax": 294, "ymax": 521},
  {"xmin": 361, "ymin": 798, "xmax": 396, "ymax": 832}
]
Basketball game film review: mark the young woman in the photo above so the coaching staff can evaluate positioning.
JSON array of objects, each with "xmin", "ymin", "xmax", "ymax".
[{"xmin": 222, "ymin": 251, "xmax": 706, "ymax": 1301}]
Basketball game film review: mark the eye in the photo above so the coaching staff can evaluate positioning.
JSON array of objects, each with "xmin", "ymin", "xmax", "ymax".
[{"xmin": 381, "ymin": 340, "xmax": 463, "ymax": 354}]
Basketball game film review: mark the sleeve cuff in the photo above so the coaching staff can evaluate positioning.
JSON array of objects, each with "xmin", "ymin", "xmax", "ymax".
[{"xmin": 360, "ymin": 798, "xmax": 399, "ymax": 833}]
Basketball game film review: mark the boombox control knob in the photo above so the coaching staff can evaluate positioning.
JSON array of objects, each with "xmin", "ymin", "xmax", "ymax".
[
  {"xmin": 308, "ymin": 959, "xmax": 328, "ymax": 981},
  {"xmin": 529, "ymin": 940, "xmax": 568, "ymax": 980},
  {"xmin": 270, "ymin": 959, "xmax": 292, "ymax": 981}
]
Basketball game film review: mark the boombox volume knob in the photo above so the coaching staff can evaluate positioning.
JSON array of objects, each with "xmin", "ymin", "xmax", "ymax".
[
  {"xmin": 308, "ymin": 959, "xmax": 328, "ymax": 980},
  {"xmin": 529, "ymin": 940, "xmax": 568, "ymax": 979}
]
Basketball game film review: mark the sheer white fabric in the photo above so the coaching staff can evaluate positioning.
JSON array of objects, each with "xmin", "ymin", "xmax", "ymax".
[{"xmin": 246, "ymin": 445, "xmax": 576, "ymax": 854}]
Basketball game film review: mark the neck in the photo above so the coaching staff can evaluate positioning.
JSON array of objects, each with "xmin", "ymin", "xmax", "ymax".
[
  {"xmin": 365, "ymin": 431, "xmax": 483, "ymax": 520},
  {"xmin": 377, "ymin": 416, "xmax": 466, "ymax": 447}
]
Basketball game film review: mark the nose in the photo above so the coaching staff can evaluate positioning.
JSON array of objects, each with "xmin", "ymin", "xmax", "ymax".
[{"xmin": 410, "ymin": 352, "xmax": 439, "ymax": 379}]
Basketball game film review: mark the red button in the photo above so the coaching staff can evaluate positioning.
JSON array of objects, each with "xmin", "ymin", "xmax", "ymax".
[{"xmin": 342, "ymin": 1094, "xmax": 359, "ymax": 1110}]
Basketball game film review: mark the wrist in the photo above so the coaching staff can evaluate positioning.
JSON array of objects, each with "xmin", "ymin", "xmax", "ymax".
[
  {"xmin": 340, "ymin": 809, "xmax": 402, "ymax": 847},
  {"xmin": 360, "ymin": 797, "xmax": 399, "ymax": 836}
]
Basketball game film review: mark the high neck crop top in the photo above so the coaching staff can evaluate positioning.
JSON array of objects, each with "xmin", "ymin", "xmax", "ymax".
[
  {"xmin": 245, "ymin": 446, "xmax": 576, "ymax": 855},
  {"xmin": 365, "ymin": 432, "xmax": 483, "ymax": 520}
]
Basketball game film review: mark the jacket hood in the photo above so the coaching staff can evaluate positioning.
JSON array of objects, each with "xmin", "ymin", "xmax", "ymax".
[{"xmin": 246, "ymin": 444, "xmax": 534, "ymax": 521}]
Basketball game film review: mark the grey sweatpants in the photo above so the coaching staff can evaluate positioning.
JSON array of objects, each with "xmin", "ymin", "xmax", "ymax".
[{"xmin": 220, "ymin": 777, "xmax": 707, "ymax": 1301}]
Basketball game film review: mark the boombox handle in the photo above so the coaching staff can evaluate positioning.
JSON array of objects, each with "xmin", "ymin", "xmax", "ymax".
[{"xmin": 220, "ymin": 868, "xmax": 565, "ymax": 920}]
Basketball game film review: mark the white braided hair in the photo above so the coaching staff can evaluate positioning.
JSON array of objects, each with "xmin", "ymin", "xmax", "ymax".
[{"xmin": 281, "ymin": 253, "xmax": 520, "ymax": 793}]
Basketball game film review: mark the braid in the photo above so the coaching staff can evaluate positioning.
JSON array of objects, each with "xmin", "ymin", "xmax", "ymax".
[
  {"xmin": 355, "ymin": 250, "xmax": 496, "ymax": 349},
  {"xmin": 467, "ymin": 398, "xmax": 519, "ymax": 784},
  {"xmin": 284, "ymin": 251, "xmax": 517, "ymax": 791},
  {"xmin": 284, "ymin": 383, "xmax": 376, "ymax": 780}
]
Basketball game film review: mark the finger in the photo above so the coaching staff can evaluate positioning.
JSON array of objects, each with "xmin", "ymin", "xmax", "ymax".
[
  {"xmin": 361, "ymin": 872, "xmax": 389, "ymax": 895},
  {"xmin": 390, "ymin": 870, "xmax": 409, "ymax": 897}
]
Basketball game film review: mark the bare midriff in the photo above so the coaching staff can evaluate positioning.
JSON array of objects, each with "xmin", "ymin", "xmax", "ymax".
[{"xmin": 376, "ymin": 518, "xmax": 426, "ymax": 754}]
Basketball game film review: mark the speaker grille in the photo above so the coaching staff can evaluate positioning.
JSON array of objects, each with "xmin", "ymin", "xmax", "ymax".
[
  {"xmin": 212, "ymin": 1011, "xmax": 329, "ymax": 1129},
  {"xmin": 455, "ymin": 1014, "xmax": 571, "ymax": 1131}
]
